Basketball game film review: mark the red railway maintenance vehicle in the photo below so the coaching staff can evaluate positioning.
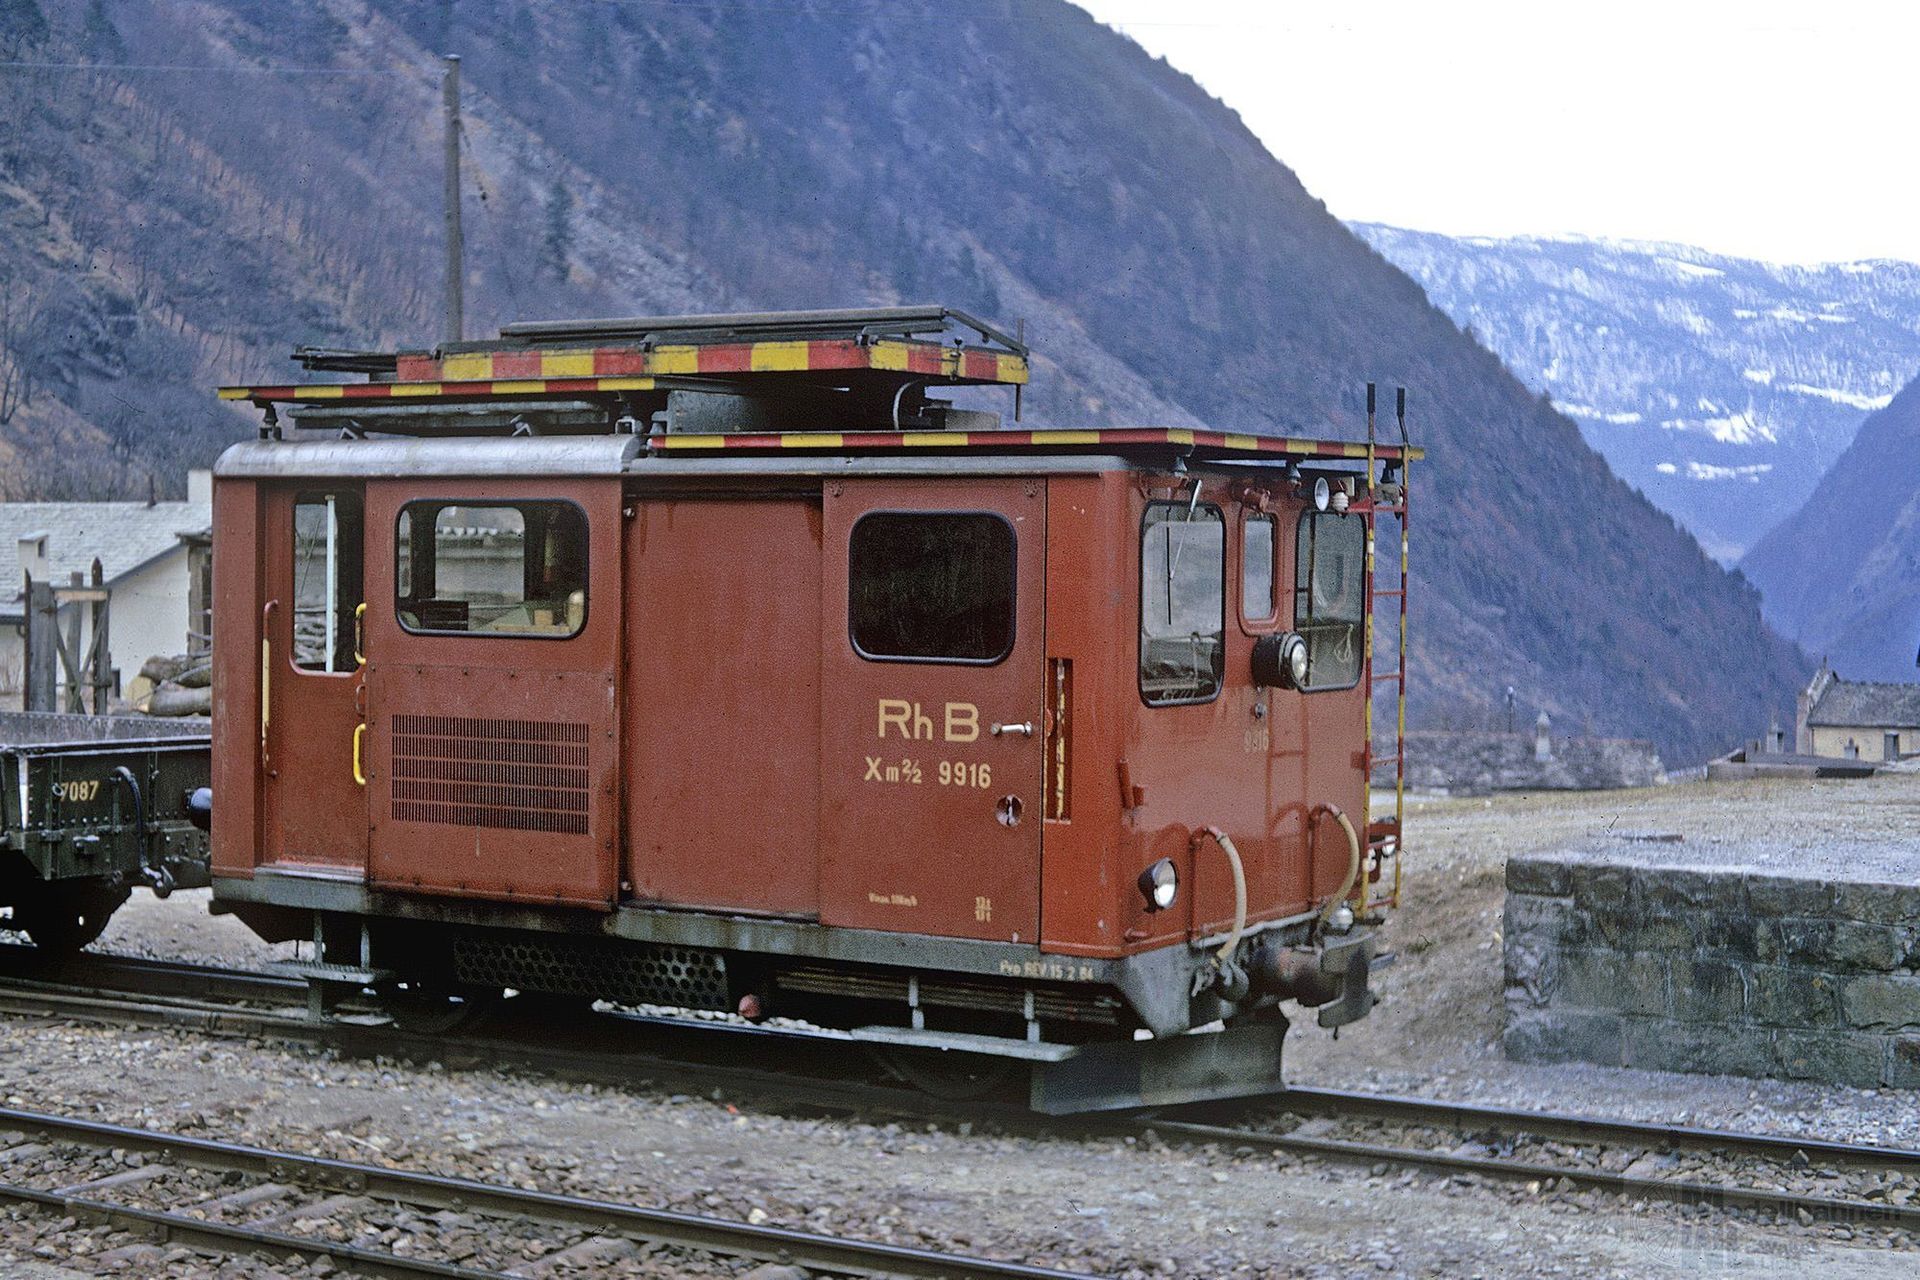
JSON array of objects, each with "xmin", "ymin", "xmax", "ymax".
[{"xmin": 208, "ymin": 307, "xmax": 1418, "ymax": 1111}]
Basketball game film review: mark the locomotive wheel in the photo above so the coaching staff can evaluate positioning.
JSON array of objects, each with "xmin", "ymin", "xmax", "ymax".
[
  {"xmin": 871, "ymin": 1045, "xmax": 1020, "ymax": 1101},
  {"xmin": 377, "ymin": 982, "xmax": 503, "ymax": 1035},
  {"xmin": 12, "ymin": 884, "xmax": 129, "ymax": 954}
]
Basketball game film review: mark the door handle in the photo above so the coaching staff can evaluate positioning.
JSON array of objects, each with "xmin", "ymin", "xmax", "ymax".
[
  {"xmin": 352, "ymin": 723, "xmax": 368, "ymax": 787},
  {"xmin": 353, "ymin": 602, "xmax": 367, "ymax": 666},
  {"xmin": 260, "ymin": 599, "xmax": 277, "ymax": 774},
  {"xmin": 990, "ymin": 721, "xmax": 1035, "ymax": 738}
]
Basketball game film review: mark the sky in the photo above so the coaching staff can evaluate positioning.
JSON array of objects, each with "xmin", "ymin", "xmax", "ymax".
[{"xmin": 1074, "ymin": 0, "xmax": 1916, "ymax": 266}]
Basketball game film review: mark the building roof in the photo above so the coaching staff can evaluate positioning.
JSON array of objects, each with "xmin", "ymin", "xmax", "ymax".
[
  {"xmin": 1, "ymin": 500, "xmax": 211, "ymax": 611},
  {"xmin": 1805, "ymin": 676, "xmax": 1920, "ymax": 729}
]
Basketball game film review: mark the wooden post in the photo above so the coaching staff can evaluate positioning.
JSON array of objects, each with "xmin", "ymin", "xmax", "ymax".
[
  {"xmin": 61, "ymin": 571, "xmax": 84, "ymax": 712},
  {"xmin": 23, "ymin": 575, "xmax": 57, "ymax": 712},
  {"xmin": 186, "ymin": 536, "xmax": 212, "ymax": 657},
  {"xmin": 443, "ymin": 53, "xmax": 464, "ymax": 344},
  {"xmin": 88, "ymin": 558, "xmax": 111, "ymax": 712}
]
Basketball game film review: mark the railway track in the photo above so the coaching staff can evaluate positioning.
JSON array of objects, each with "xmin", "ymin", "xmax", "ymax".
[
  {"xmin": 0, "ymin": 944, "xmax": 969, "ymax": 1120},
  {"xmin": 1157, "ymin": 1092, "xmax": 1920, "ymax": 1234},
  {"xmin": 0, "ymin": 946, "xmax": 1916, "ymax": 1255},
  {"xmin": 0, "ymin": 1105, "xmax": 1093, "ymax": 1279}
]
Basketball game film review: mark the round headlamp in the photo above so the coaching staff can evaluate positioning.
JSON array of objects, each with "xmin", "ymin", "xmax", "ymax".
[
  {"xmin": 1138, "ymin": 858, "xmax": 1178, "ymax": 912},
  {"xmin": 1251, "ymin": 631, "xmax": 1311, "ymax": 690},
  {"xmin": 1312, "ymin": 476, "xmax": 1331, "ymax": 512}
]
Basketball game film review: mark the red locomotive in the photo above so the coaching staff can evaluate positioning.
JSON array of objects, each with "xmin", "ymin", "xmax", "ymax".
[{"xmin": 208, "ymin": 307, "xmax": 1416, "ymax": 1111}]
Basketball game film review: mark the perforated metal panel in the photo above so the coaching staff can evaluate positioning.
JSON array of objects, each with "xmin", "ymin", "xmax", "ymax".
[
  {"xmin": 390, "ymin": 714, "xmax": 590, "ymax": 835},
  {"xmin": 452, "ymin": 935, "xmax": 729, "ymax": 1009}
]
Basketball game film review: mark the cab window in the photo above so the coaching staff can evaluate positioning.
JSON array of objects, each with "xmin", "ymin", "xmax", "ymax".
[
  {"xmin": 396, "ymin": 500, "xmax": 588, "ymax": 638},
  {"xmin": 1140, "ymin": 501, "xmax": 1225, "ymax": 704},
  {"xmin": 849, "ymin": 512, "xmax": 1015, "ymax": 663},
  {"xmin": 1294, "ymin": 511, "xmax": 1364, "ymax": 689},
  {"xmin": 1242, "ymin": 513, "xmax": 1278, "ymax": 625},
  {"xmin": 291, "ymin": 491, "xmax": 364, "ymax": 672}
]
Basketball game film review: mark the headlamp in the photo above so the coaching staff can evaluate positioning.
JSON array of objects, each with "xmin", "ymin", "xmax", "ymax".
[{"xmin": 1138, "ymin": 858, "xmax": 1178, "ymax": 912}]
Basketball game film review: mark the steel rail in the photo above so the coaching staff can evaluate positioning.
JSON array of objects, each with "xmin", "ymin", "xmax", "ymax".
[
  {"xmin": 0, "ymin": 1105, "xmax": 1096, "ymax": 1280},
  {"xmin": 1263, "ymin": 1084, "xmax": 1920, "ymax": 1173},
  {"xmin": 1148, "ymin": 1115, "xmax": 1920, "ymax": 1231},
  {"xmin": 0, "ymin": 943, "xmax": 304, "ymax": 1001},
  {"xmin": 0, "ymin": 951, "xmax": 968, "ymax": 1122},
  {"xmin": 4, "ymin": 948, "xmax": 1919, "ymax": 1236},
  {"xmin": 0, "ymin": 1178, "xmax": 512, "ymax": 1280}
]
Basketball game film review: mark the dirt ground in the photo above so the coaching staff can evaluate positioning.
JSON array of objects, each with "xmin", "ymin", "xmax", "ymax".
[
  {"xmin": 2, "ymin": 773, "xmax": 1917, "ymax": 1277},
  {"xmin": 1289, "ymin": 772, "xmax": 1920, "ymax": 1146}
]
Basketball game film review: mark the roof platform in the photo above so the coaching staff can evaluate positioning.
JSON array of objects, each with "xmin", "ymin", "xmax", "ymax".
[
  {"xmin": 644, "ymin": 426, "xmax": 1422, "ymax": 464},
  {"xmin": 214, "ymin": 306, "xmax": 1421, "ymax": 464},
  {"xmin": 232, "ymin": 306, "xmax": 1027, "ymax": 407}
]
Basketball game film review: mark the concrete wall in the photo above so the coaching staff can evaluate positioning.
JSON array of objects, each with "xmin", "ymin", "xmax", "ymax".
[
  {"xmin": 1808, "ymin": 725, "xmax": 1915, "ymax": 762},
  {"xmin": 1504, "ymin": 852, "xmax": 1920, "ymax": 1088},
  {"xmin": 1371, "ymin": 730, "xmax": 1664, "ymax": 795},
  {"xmin": 108, "ymin": 546, "xmax": 195, "ymax": 682}
]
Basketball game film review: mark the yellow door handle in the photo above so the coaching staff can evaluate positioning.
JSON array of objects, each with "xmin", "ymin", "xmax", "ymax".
[
  {"xmin": 353, "ymin": 722, "xmax": 367, "ymax": 786},
  {"xmin": 354, "ymin": 602, "xmax": 367, "ymax": 666}
]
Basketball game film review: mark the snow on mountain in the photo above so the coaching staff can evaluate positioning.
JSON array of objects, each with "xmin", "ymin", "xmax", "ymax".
[{"xmin": 1352, "ymin": 225, "xmax": 1920, "ymax": 562}]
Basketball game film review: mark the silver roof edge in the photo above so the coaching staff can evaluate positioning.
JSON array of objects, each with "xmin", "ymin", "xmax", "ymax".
[
  {"xmin": 215, "ymin": 436, "xmax": 642, "ymax": 480},
  {"xmin": 623, "ymin": 452, "xmax": 1138, "ymax": 479}
]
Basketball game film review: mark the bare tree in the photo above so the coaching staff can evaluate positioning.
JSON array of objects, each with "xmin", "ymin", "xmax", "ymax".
[{"xmin": 0, "ymin": 275, "xmax": 43, "ymax": 426}]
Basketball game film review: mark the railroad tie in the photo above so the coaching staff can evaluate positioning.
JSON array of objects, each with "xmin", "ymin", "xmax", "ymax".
[
  {"xmin": 243, "ymin": 1190, "xmax": 367, "ymax": 1231},
  {"xmin": 188, "ymin": 1180, "xmax": 298, "ymax": 1217},
  {"xmin": 523, "ymin": 1235, "xmax": 644, "ymax": 1275},
  {"xmin": 53, "ymin": 1163, "xmax": 169, "ymax": 1197}
]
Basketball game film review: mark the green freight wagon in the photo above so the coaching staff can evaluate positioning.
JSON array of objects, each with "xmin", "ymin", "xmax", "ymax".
[{"xmin": 1, "ymin": 712, "xmax": 212, "ymax": 951}]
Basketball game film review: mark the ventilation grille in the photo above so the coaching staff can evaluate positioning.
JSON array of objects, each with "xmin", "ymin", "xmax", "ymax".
[
  {"xmin": 390, "ymin": 714, "xmax": 590, "ymax": 835},
  {"xmin": 775, "ymin": 967, "xmax": 1123, "ymax": 1024},
  {"xmin": 453, "ymin": 935, "xmax": 729, "ymax": 1010}
]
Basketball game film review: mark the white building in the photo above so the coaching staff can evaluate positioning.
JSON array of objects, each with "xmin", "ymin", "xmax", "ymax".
[
  {"xmin": 1, "ymin": 471, "xmax": 212, "ymax": 706},
  {"xmin": 1796, "ymin": 661, "xmax": 1920, "ymax": 763}
]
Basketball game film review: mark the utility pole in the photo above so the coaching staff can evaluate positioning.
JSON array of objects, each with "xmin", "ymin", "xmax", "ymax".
[{"xmin": 442, "ymin": 53, "xmax": 464, "ymax": 344}]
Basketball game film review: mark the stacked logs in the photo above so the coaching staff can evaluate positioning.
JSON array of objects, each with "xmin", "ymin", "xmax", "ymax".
[{"xmin": 136, "ymin": 654, "xmax": 211, "ymax": 717}]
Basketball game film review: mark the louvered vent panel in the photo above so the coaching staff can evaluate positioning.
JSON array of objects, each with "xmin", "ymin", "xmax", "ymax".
[{"xmin": 390, "ymin": 714, "xmax": 590, "ymax": 835}]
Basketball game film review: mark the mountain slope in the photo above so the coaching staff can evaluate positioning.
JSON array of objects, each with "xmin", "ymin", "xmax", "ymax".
[
  {"xmin": 1741, "ymin": 378, "xmax": 1920, "ymax": 680},
  {"xmin": 1353, "ymin": 225, "xmax": 1920, "ymax": 562},
  {"xmin": 0, "ymin": 0, "xmax": 1806, "ymax": 761}
]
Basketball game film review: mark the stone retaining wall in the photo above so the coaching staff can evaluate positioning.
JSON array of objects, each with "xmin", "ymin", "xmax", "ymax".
[
  {"xmin": 1503, "ymin": 850, "xmax": 1920, "ymax": 1088},
  {"xmin": 1373, "ymin": 730, "xmax": 1664, "ymax": 795}
]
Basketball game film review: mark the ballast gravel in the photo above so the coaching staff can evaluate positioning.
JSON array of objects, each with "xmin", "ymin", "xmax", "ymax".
[{"xmin": 0, "ymin": 773, "xmax": 1915, "ymax": 1276}]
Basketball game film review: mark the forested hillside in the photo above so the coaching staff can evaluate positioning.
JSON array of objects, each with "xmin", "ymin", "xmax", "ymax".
[
  {"xmin": 1742, "ymin": 377, "xmax": 1920, "ymax": 681},
  {"xmin": 0, "ymin": 0, "xmax": 1807, "ymax": 760}
]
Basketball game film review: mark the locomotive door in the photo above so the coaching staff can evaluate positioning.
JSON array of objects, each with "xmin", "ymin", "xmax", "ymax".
[
  {"xmin": 359, "ymin": 480, "xmax": 619, "ymax": 908},
  {"xmin": 820, "ymin": 479, "xmax": 1045, "ymax": 943},
  {"xmin": 258, "ymin": 484, "xmax": 369, "ymax": 872}
]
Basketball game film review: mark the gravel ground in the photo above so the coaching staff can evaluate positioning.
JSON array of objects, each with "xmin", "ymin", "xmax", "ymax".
[
  {"xmin": 0, "ymin": 1023, "xmax": 1915, "ymax": 1278},
  {"xmin": 0, "ymin": 773, "xmax": 1914, "ymax": 1276}
]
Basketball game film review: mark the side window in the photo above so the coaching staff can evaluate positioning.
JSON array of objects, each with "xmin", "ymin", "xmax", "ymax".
[
  {"xmin": 291, "ymin": 492, "xmax": 364, "ymax": 673},
  {"xmin": 849, "ymin": 512, "xmax": 1015, "ymax": 663},
  {"xmin": 396, "ymin": 500, "xmax": 588, "ymax": 638},
  {"xmin": 1294, "ymin": 511, "xmax": 1365, "ymax": 690},
  {"xmin": 1242, "ymin": 513, "xmax": 1278, "ymax": 624},
  {"xmin": 1140, "ymin": 501, "xmax": 1225, "ymax": 705}
]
